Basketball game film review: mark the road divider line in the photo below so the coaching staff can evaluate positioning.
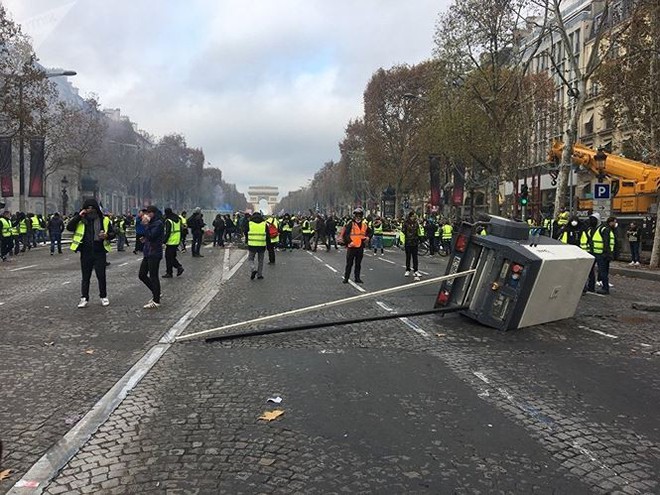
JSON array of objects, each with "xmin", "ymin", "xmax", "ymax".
[
  {"xmin": 10, "ymin": 264, "xmax": 38, "ymax": 272},
  {"xmin": 376, "ymin": 301, "xmax": 394, "ymax": 312},
  {"xmin": 578, "ymin": 325, "xmax": 618, "ymax": 339},
  {"xmin": 473, "ymin": 371, "xmax": 490, "ymax": 384},
  {"xmin": 378, "ymin": 258, "xmax": 396, "ymax": 265},
  {"xmin": 348, "ymin": 280, "xmax": 366, "ymax": 293},
  {"xmin": 398, "ymin": 317, "xmax": 429, "ymax": 338},
  {"xmin": 313, "ymin": 255, "xmax": 323, "ymax": 262},
  {"xmin": 324, "ymin": 264, "xmax": 338, "ymax": 273},
  {"xmin": 8, "ymin": 249, "xmax": 246, "ymax": 495}
]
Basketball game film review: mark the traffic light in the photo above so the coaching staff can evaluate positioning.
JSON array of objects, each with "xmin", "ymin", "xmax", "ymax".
[{"xmin": 520, "ymin": 184, "xmax": 529, "ymax": 206}]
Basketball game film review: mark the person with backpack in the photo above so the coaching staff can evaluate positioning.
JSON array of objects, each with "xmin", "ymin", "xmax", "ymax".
[{"xmin": 265, "ymin": 215, "xmax": 280, "ymax": 264}]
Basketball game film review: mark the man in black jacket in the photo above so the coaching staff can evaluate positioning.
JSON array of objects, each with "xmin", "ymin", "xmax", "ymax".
[
  {"xmin": 187, "ymin": 208, "xmax": 205, "ymax": 257},
  {"xmin": 47, "ymin": 212, "xmax": 65, "ymax": 254},
  {"xmin": 67, "ymin": 198, "xmax": 116, "ymax": 308}
]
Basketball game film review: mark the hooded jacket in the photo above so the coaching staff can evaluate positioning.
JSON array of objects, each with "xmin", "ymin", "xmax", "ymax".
[{"xmin": 66, "ymin": 199, "xmax": 115, "ymax": 253}]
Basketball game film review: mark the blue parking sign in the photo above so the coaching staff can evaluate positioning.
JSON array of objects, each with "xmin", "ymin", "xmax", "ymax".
[{"xmin": 594, "ymin": 183, "xmax": 610, "ymax": 199}]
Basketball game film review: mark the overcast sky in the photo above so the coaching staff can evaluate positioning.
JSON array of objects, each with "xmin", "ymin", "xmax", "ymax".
[{"xmin": 3, "ymin": 0, "xmax": 451, "ymax": 197}]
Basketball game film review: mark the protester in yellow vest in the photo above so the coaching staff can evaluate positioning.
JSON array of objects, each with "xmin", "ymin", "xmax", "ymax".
[
  {"xmin": 0, "ymin": 210, "xmax": 13, "ymax": 261},
  {"xmin": 67, "ymin": 198, "xmax": 115, "ymax": 308},
  {"xmin": 247, "ymin": 211, "xmax": 270, "ymax": 280},
  {"xmin": 265, "ymin": 215, "xmax": 280, "ymax": 264},
  {"xmin": 580, "ymin": 212, "xmax": 615, "ymax": 295},
  {"xmin": 163, "ymin": 207, "xmax": 184, "ymax": 278}
]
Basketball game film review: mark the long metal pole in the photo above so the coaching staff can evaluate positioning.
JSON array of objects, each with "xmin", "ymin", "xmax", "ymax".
[
  {"xmin": 204, "ymin": 306, "xmax": 468, "ymax": 343},
  {"xmin": 175, "ymin": 269, "xmax": 476, "ymax": 342}
]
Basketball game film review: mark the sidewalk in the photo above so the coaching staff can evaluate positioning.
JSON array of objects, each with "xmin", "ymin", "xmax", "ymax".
[{"xmin": 610, "ymin": 261, "xmax": 660, "ymax": 282}]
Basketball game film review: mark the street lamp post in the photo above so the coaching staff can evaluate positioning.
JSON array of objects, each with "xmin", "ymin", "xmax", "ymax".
[
  {"xmin": 61, "ymin": 175, "xmax": 69, "ymax": 215},
  {"xmin": 15, "ymin": 69, "xmax": 76, "ymax": 213}
]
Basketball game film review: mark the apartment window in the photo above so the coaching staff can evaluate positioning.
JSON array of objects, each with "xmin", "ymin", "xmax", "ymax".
[{"xmin": 584, "ymin": 114, "xmax": 594, "ymax": 135}]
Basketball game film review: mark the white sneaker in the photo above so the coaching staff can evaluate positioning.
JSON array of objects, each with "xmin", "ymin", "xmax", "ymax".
[
  {"xmin": 414, "ymin": 271, "xmax": 422, "ymax": 278},
  {"xmin": 404, "ymin": 270, "xmax": 410, "ymax": 277},
  {"xmin": 629, "ymin": 261, "xmax": 635, "ymax": 265},
  {"xmin": 143, "ymin": 300, "xmax": 160, "ymax": 309},
  {"xmin": 77, "ymin": 298, "xmax": 88, "ymax": 308},
  {"xmin": 635, "ymin": 262, "xmax": 641, "ymax": 266},
  {"xmin": 100, "ymin": 298, "xmax": 110, "ymax": 307}
]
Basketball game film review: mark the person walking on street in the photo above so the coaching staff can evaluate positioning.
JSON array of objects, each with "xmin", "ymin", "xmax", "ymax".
[
  {"xmin": 312, "ymin": 214, "xmax": 327, "ymax": 252},
  {"xmin": 246, "ymin": 211, "xmax": 270, "ymax": 280},
  {"xmin": 0, "ymin": 210, "xmax": 13, "ymax": 261},
  {"xmin": 266, "ymin": 215, "xmax": 279, "ymax": 263},
  {"xmin": 138, "ymin": 205, "xmax": 165, "ymax": 308},
  {"xmin": 67, "ymin": 198, "xmax": 115, "ymax": 308},
  {"xmin": 371, "ymin": 216, "xmax": 384, "ymax": 255},
  {"xmin": 134, "ymin": 209, "xmax": 147, "ymax": 254},
  {"xmin": 341, "ymin": 207, "xmax": 370, "ymax": 284},
  {"xmin": 441, "ymin": 220, "xmax": 454, "ymax": 255},
  {"xmin": 301, "ymin": 216, "xmax": 314, "ymax": 250},
  {"xmin": 212, "ymin": 214, "xmax": 225, "ymax": 247},
  {"xmin": 115, "ymin": 215, "xmax": 127, "ymax": 252},
  {"xmin": 580, "ymin": 213, "xmax": 616, "ymax": 295},
  {"xmin": 627, "ymin": 222, "xmax": 641, "ymax": 266},
  {"xmin": 179, "ymin": 211, "xmax": 188, "ymax": 252},
  {"xmin": 280, "ymin": 214, "xmax": 294, "ymax": 251},
  {"xmin": 162, "ymin": 207, "xmax": 184, "ymax": 278},
  {"xmin": 326, "ymin": 215, "xmax": 339, "ymax": 250},
  {"xmin": 47, "ymin": 212, "xmax": 64, "ymax": 254},
  {"xmin": 188, "ymin": 208, "xmax": 205, "ymax": 257},
  {"xmin": 403, "ymin": 211, "xmax": 423, "ymax": 278}
]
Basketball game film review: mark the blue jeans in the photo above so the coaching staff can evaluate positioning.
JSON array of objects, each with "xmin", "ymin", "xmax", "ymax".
[
  {"xmin": 50, "ymin": 232, "xmax": 62, "ymax": 253},
  {"xmin": 587, "ymin": 253, "xmax": 610, "ymax": 292},
  {"xmin": 372, "ymin": 235, "xmax": 383, "ymax": 251},
  {"xmin": 629, "ymin": 242, "xmax": 640, "ymax": 263}
]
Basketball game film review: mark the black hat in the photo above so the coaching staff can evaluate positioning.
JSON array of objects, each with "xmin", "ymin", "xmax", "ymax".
[{"xmin": 82, "ymin": 198, "xmax": 100, "ymax": 210}]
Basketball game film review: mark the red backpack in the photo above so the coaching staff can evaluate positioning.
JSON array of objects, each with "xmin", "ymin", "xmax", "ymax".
[{"xmin": 267, "ymin": 222, "xmax": 279, "ymax": 239}]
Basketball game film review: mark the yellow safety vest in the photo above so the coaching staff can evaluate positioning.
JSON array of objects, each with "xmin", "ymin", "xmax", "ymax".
[
  {"xmin": 70, "ymin": 216, "xmax": 112, "ymax": 252},
  {"xmin": 247, "ymin": 221, "xmax": 267, "ymax": 247},
  {"xmin": 442, "ymin": 224, "xmax": 453, "ymax": 240},
  {"xmin": 557, "ymin": 211, "xmax": 569, "ymax": 226},
  {"xmin": 373, "ymin": 223, "xmax": 383, "ymax": 235},
  {"xmin": 302, "ymin": 220, "xmax": 314, "ymax": 234},
  {"xmin": 580, "ymin": 226, "xmax": 613, "ymax": 254},
  {"xmin": 31, "ymin": 216, "xmax": 43, "ymax": 230},
  {"xmin": 179, "ymin": 215, "xmax": 187, "ymax": 228},
  {"xmin": 0, "ymin": 218, "xmax": 12, "ymax": 238},
  {"xmin": 166, "ymin": 218, "xmax": 181, "ymax": 246},
  {"xmin": 19, "ymin": 219, "xmax": 28, "ymax": 234}
]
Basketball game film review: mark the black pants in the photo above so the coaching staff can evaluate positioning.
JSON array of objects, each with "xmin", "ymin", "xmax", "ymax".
[
  {"xmin": 213, "ymin": 230, "xmax": 225, "ymax": 246},
  {"xmin": 80, "ymin": 249, "xmax": 107, "ymax": 300},
  {"xmin": 191, "ymin": 231, "xmax": 203, "ymax": 255},
  {"xmin": 1, "ymin": 237, "xmax": 13, "ymax": 258},
  {"xmin": 281, "ymin": 231, "xmax": 292, "ymax": 249},
  {"xmin": 165, "ymin": 245, "xmax": 182, "ymax": 275},
  {"xmin": 313, "ymin": 234, "xmax": 327, "ymax": 251},
  {"xmin": 405, "ymin": 245, "xmax": 419, "ymax": 272},
  {"xmin": 327, "ymin": 231, "xmax": 338, "ymax": 249},
  {"xmin": 134, "ymin": 235, "xmax": 144, "ymax": 253},
  {"xmin": 180, "ymin": 232, "xmax": 187, "ymax": 250},
  {"xmin": 344, "ymin": 247, "xmax": 364, "ymax": 281},
  {"xmin": 139, "ymin": 257, "xmax": 161, "ymax": 303},
  {"xmin": 267, "ymin": 244, "xmax": 276, "ymax": 263}
]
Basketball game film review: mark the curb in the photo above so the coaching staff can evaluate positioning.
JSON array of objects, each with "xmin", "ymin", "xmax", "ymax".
[{"xmin": 611, "ymin": 266, "xmax": 660, "ymax": 283}]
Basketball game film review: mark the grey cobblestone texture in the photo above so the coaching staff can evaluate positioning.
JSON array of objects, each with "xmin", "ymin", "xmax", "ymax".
[{"xmin": 3, "ymin": 246, "xmax": 658, "ymax": 493}]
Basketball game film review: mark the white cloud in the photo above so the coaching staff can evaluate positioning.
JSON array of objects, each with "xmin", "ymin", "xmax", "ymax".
[{"xmin": 3, "ymin": 0, "xmax": 451, "ymax": 197}]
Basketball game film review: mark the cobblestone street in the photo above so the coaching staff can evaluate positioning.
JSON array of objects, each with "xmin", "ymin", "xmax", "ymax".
[{"xmin": 1, "ymin": 244, "xmax": 658, "ymax": 494}]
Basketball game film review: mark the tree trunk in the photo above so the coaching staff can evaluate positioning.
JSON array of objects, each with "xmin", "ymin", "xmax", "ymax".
[
  {"xmin": 488, "ymin": 176, "xmax": 500, "ymax": 216},
  {"xmin": 650, "ymin": 192, "xmax": 660, "ymax": 268},
  {"xmin": 554, "ymin": 81, "xmax": 587, "ymax": 215}
]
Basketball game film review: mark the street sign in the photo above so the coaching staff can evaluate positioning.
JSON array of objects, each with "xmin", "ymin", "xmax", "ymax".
[
  {"xmin": 592, "ymin": 199, "xmax": 611, "ymax": 219},
  {"xmin": 594, "ymin": 183, "xmax": 611, "ymax": 199}
]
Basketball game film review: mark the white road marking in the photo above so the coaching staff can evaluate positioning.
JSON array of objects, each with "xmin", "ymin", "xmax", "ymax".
[
  {"xmin": 378, "ymin": 258, "xmax": 396, "ymax": 265},
  {"xmin": 376, "ymin": 301, "xmax": 394, "ymax": 312},
  {"xmin": 61, "ymin": 281, "xmax": 71, "ymax": 285},
  {"xmin": 578, "ymin": 325, "xmax": 618, "ymax": 339},
  {"xmin": 398, "ymin": 317, "xmax": 429, "ymax": 337},
  {"xmin": 10, "ymin": 264, "xmax": 38, "ymax": 272},
  {"xmin": 119, "ymin": 262, "xmax": 129, "ymax": 267},
  {"xmin": 0, "ymin": 302, "xmax": 4, "ymax": 306},
  {"xmin": 313, "ymin": 255, "xmax": 323, "ymax": 262},
  {"xmin": 324, "ymin": 264, "xmax": 338, "ymax": 273},
  {"xmin": 473, "ymin": 372, "xmax": 490, "ymax": 384},
  {"xmin": 639, "ymin": 343, "xmax": 651, "ymax": 347},
  {"xmin": 348, "ymin": 280, "xmax": 366, "ymax": 292}
]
